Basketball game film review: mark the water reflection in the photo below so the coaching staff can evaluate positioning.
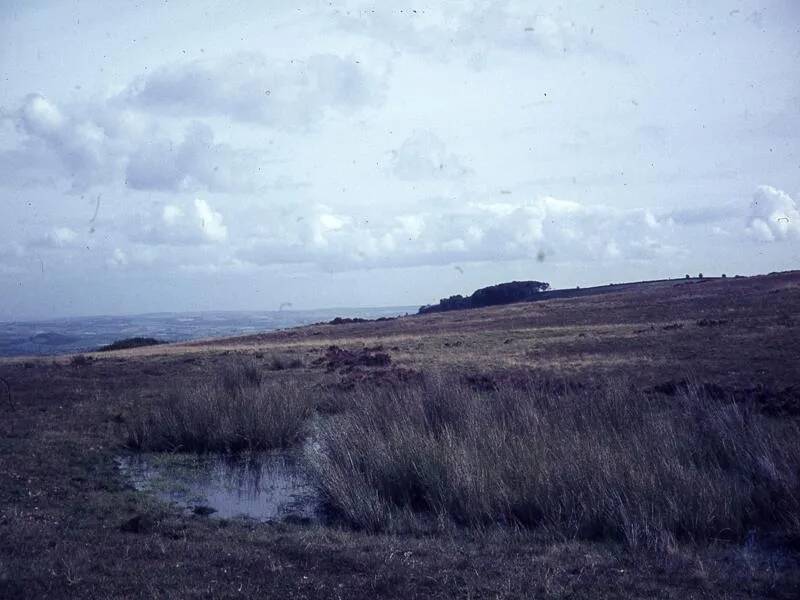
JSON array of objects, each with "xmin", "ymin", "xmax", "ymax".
[{"xmin": 117, "ymin": 452, "xmax": 320, "ymax": 522}]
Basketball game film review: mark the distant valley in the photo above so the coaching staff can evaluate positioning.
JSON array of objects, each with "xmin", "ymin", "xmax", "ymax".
[{"xmin": 0, "ymin": 307, "xmax": 414, "ymax": 357}]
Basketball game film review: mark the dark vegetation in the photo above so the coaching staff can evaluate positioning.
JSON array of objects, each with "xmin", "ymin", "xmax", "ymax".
[
  {"xmin": 126, "ymin": 359, "xmax": 311, "ymax": 452},
  {"xmin": 0, "ymin": 375, "xmax": 12, "ymax": 411},
  {"xmin": 69, "ymin": 353, "xmax": 93, "ymax": 367},
  {"xmin": 308, "ymin": 375, "xmax": 800, "ymax": 549},
  {"xmin": 418, "ymin": 280, "xmax": 550, "ymax": 314},
  {"xmin": 313, "ymin": 344, "xmax": 392, "ymax": 372},
  {"xmin": 265, "ymin": 354, "xmax": 304, "ymax": 371},
  {"xmin": 97, "ymin": 337, "xmax": 165, "ymax": 352},
  {"xmin": 122, "ymin": 359, "xmax": 800, "ymax": 551},
  {"xmin": 417, "ymin": 274, "xmax": 739, "ymax": 317},
  {"xmin": 328, "ymin": 316, "xmax": 368, "ymax": 325},
  {"xmin": 697, "ymin": 318, "xmax": 728, "ymax": 327},
  {"xmin": 328, "ymin": 316, "xmax": 396, "ymax": 325},
  {"xmin": 649, "ymin": 379, "xmax": 800, "ymax": 417},
  {"xmin": 117, "ymin": 360, "xmax": 800, "ymax": 551}
]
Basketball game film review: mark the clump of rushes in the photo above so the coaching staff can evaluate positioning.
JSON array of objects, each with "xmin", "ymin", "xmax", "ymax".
[
  {"xmin": 307, "ymin": 375, "xmax": 800, "ymax": 549},
  {"xmin": 127, "ymin": 360, "xmax": 312, "ymax": 453}
]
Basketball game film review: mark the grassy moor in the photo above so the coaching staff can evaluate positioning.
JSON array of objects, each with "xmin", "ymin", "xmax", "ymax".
[{"xmin": 1, "ymin": 272, "xmax": 800, "ymax": 598}]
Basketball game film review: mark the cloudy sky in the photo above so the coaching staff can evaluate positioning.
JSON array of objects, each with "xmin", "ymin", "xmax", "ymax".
[{"xmin": 1, "ymin": 1, "xmax": 798, "ymax": 320}]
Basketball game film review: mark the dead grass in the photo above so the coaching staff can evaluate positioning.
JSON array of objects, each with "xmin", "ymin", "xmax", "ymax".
[{"xmin": 307, "ymin": 375, "xmax": 800, "ymax": 549}]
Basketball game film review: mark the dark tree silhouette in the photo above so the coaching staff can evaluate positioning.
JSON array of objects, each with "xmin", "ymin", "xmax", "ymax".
[{"xmin": 419, "ymin": 280, "xmax": 550, "ymax": 314}]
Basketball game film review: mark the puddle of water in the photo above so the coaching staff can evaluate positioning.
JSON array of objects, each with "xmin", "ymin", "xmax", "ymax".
[{"xmin": 116, "ymin": 452, "xmax": 320, "ymax": 523}]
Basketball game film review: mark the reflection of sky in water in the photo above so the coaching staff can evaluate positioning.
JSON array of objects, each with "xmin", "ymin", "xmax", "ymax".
[{"xmin": 117, "ymin": 452, "xmax": 319, "ymax": 522}]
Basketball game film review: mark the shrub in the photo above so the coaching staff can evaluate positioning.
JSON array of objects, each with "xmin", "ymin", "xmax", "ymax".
[
  {"xmin": 307, "ymin": 375, "xmax": 800, "ymax": 549},
  {"xmin": 221, "ymin": 357, "xmax": 265, "ymax": 392},
  {"xmin": 98, "ymin": 337, "xmax": 164, "ymax": 352},
  {"xmin": 267, "ymin": 354, "xmax": 304, "ymax": 371},
  {"xmin": 329, "ymin": 317, "xmax": 368, "ymax": 325},
  {"xmin": 70, "ymin": 354, "xmax": 92, "ymax": 367},
  {"xmin": 419, "ymin": 281, "xmax": 550, "ymax": 314}
]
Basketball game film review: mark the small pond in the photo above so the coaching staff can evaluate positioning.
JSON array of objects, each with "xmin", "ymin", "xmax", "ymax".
[{"xmin": 116, "ymin": 451, "xmax": 321, "ymax": 523}]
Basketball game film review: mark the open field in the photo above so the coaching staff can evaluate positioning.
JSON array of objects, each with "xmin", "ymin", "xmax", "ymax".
[{"xmin": 1, "ymin": 272, "xmax": 800, "ymax": 598}]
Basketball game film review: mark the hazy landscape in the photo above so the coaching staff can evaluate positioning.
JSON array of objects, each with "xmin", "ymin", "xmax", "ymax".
[{"xmin": 0, "ymin": 307, "xmax": 412, "ymax": 357}]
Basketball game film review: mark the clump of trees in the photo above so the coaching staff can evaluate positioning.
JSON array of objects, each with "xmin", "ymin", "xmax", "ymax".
[
  {"xmin": 419, "ymin": 280, "xmax": 550, "ymax": 314},
  {"xmin": 98, "ymin": 337, "xmax": 165, "ymax": 352}
]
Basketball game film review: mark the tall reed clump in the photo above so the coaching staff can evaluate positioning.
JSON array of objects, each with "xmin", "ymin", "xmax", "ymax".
[
  {"xmin": 126, "ymin": 359, "xmax": 312, "ymax": 452},
  {"xmin": 307, "ymin": 375, "xmax": 800, "ymax": 549}
]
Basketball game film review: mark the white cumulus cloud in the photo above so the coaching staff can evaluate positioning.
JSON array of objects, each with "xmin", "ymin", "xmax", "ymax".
[
  {"xmin": 120, "ymin": 52, "xmax": 385, "ymax": 128},
  {"xmin": 238, "ymin": 195, "xmax": 681, "ymax": 270},
  {"xmin": 5, "ymin": 94, "xmax": 125, "ymax": 192},
  {"xmin": 194, "ymin": 198, "xmax": 228, "ymax": 243},
  {"xmin": 746, "ymin": 185, "xmax": 800, "ymax": 242},
  {"xmin": 1, "ymin": 93, "xmax": 269, "ymax": 194},
  {"xmin": 31, "ymin": 227, "xmax": 81, "ymax": 249},
  {"xmin": 391, "ymin": 130, "xmax": 471, "ymax": 181},
  {"xmin": 106, "ymin": 248, "xmax": 129, "ymax": 268},
  {"xmin": 130, "ymin": 198, "xmax": 228, "ymax": 246},
  {"xmin": 337, "ymin": 3, "xmax": 598, "ymax": 65},
  {"xmin": 125, "ymin": 121, "xmax": 263, "ymax": 193}
]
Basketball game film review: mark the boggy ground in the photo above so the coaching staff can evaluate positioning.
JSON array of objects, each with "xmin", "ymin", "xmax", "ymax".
[{"xmin": 1, "ymin": 271, "xmax": 800, "ymax": 598}]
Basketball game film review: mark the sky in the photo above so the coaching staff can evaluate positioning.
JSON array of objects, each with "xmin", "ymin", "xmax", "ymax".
[{"xmin": 0, "ymin": 1, "xmax": 798, "ymax": 320}]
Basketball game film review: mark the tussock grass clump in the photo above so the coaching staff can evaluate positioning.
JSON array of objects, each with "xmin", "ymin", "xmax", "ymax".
[
  {"xmin": 220, "ymin": 357, "xmax": 266, "ymax": 391},
  {"xmin": 307, "ymin": 376, "xmax": 800, "ymax": 548},
  {"xmin": 126, "ymin": 364, "xmax": 312, "ymax": 453},
  {"xmin": 70, "ymin": 354, "xmax": 92, "ymax": 367},
  {"xmin": 267, "ymin": 354, "xmax": 304, "ymax": 371}
]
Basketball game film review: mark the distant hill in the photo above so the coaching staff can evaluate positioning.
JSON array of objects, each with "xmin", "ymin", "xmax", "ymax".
[{"xmin": 419, "ymin": 280, "xmax": 551, "ymax": 314}]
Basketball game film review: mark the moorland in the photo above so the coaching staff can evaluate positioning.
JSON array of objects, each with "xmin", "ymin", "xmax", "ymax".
[{"xmin": 1, "ymin": 271, "xmax": 799, "ymax": 599}]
